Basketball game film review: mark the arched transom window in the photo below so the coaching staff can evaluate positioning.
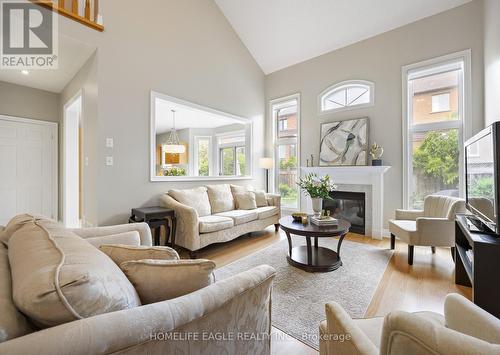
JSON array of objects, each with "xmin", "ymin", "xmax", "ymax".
[{"xmin": 319, "ymin": 80, "xmax": 374, "ymax": 113}]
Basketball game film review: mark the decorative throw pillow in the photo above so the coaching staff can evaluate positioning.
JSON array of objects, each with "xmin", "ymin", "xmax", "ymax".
[
  {"xmin": 206, "ymin": 184, "xmax": 235, "ymax": 213},
  {"xmin": 85, "ymin": 231, "xmax": 141, "ymax": 248},
  {"xmin": 0, "ymin": 214, "xmax": 45, "ymax": 247},
  {"xmin": 168, "ymin": 187, "xmax": 212, "ymax": 217},
  {"xmin": 254, "ymin": 190, "xmax": 268, "ymax": 207},
  {"xmin": 120, "ymin": 259, "xmax": 216, "ymax": 304},
  {"xmin": 8, "ymin": 218, "xmax": 141, "ymax": 328},
  {"xmin": 99, "ymin": 244, "xmax": 179, "ymax": 266},
  {"xmin": 230, "ymin": 185, "xmax": 248, "ymax": 196},
  {"xmin": 235, "ymin": 192, "xmax": 257, "ymax": 210}
]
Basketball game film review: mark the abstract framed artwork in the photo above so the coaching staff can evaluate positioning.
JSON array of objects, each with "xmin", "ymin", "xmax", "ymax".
[{"xmin": 319, "ymin": 118, "xmax": 369, "ymax": 166}]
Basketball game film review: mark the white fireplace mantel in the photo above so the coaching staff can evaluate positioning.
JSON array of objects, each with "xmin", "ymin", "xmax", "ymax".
[{"xmin": 300, "ymin": 166, "xmax": 391, "ymax": 239}]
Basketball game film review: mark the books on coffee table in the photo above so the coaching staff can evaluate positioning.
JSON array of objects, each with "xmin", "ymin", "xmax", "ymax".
[{"xmin": 311, "ymin": 216, "xmax": 339, "ymax": 227}]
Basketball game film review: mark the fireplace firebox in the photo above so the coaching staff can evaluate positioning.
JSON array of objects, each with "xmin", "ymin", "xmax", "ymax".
[{"xmin": 323, "ymin": 191, "xmax": 366, "ymax": 235}]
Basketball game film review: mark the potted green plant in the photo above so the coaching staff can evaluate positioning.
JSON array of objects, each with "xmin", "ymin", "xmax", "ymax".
[
  {"xmin": 370, "ymin": 142, "xmax": 384, "ymax": 166},
  {"xmin": 297, "ymin": 173, "xmax": 337, "ymax": 216}
]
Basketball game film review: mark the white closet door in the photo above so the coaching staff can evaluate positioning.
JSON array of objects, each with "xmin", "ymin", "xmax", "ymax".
[{"xmin": 0, "ymin": 116, "xmax": 57, "ymax": 225}]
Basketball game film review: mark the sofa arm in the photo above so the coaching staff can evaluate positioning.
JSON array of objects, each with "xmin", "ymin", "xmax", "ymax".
[
  {"xmin": 324, "ymin": 302, "xmax": 378, "ymax": 355},
  {"xmin": 415, "ymin": 217, "xmax": 454, "ymax": 246},
  {"xmin": 445, "ymin": 293, "xmax": 500, "ymax": 344},
  {"xmin": 395, "ymin": 209, "xmax": 424, "ymax": 221},
  {"xmin": 160, "ymin": 194, "xmax": 200, "ymax": 251},
  {"xmin": 71, "ymin": 223, "xmax": 152, "ymax": 246},
  {"xmin": 380, "ymin": 310, "xmax": 499, "ymax": 355},
  {"xmin": 266, "ymin": 193, "xmax": 281, "ymax": 209},
  {"xmin": 0, "ymin": 265, "xmax": 276, "ymax": 355}
]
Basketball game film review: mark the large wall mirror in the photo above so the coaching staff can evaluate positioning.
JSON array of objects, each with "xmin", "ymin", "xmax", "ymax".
[{"xmin": 151, "ymin": 91, "xmax": 253, "ymax": 181}]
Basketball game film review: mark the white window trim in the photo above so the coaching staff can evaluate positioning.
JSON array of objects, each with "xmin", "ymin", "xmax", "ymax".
[
  {"xmin": 318, "ymin": 80, "xmax": 375, "ymax": 115},
  {"xmin": 402, "ymin": 49, "xmax": 472, "ymax": 209},
  {"xmin": 270, "ymin": 93, "xmax": 301, "ymax": 212}
]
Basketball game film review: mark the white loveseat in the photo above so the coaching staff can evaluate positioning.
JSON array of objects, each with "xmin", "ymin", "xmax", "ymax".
[{"xmin": 161, "ymin": 184, "xmax": 281, "ymax": 256}]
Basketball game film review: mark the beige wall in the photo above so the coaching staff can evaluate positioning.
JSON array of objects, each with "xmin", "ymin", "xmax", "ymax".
[
  {"xmin": 57, "ymin": 0, "xmax": 265, "ymax": 226},
  {"xmin": 0, "ymin": 81, "xmax": 59, "ymax": 122},
  {"xmin": 265, "ymin": 1, "xmax": 484, "ymax": 229},
  {"xmin": 483, "ymin": 0, "xmax": 500, "ymax": 125},
  {"xmin": 60, "ymin": 53, "xmax": 98, "ymax": 226}
]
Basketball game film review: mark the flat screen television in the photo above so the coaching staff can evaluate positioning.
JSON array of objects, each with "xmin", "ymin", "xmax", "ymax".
[{"xmin": 465, "ymin": 122, "xmax": 500, "ymax": 235}]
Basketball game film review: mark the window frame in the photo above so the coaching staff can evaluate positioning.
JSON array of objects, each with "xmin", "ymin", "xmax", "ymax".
[
  {"xmin": 318, "ymin": 80, "xmax": 375, "ymax": 115},
  {"xmin": 431, "ymin": 92, "xmax": 451, "ymax": 113},
  {"xmin": 270, "ymin": 93, "xmax": 301, "ymax": 212},
  {"xmin": 216, "ymin": 131, "xmax": 246, "ymax": 176},
  {"xmin": 402, "ymin": 50, "xmax": 472, "ymax": 209},
  {"xmin": 193, "ymin": 135, "xmax": 212, "ymax": 177}
]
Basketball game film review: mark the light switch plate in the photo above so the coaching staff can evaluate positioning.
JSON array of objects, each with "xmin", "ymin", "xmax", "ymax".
[
  {"xmin": 106, "ymin": 138, "xmax": 114, "ymax": 148},
  {"xmin": 84, "ymin": 156, "xmax": 89, "ymax": 166},
  {"xmin": 106, "ymin": 156, "xmax": 113, "ymax": 166}
]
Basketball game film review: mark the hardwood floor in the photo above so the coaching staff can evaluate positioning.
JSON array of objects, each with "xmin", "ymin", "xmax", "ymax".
[{"xmin": 180, "ymin": 227, "xmax": 472, "ymax": 354}]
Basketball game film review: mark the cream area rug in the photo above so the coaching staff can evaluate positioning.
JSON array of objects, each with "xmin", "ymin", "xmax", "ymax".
[{"xmin": 215, "ymin": 236, "xmax": 393, "ymax": 350}]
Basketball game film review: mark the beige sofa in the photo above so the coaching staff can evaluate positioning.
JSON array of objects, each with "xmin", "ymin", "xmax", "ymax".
[
  {"xmin": 320, "ymin": 293, "xmax": 500, "ymax": 355},
  {"xmin": 0, "ymin": 215, "xmax": 276, "ymax": 355},
  {"xmin": 161, "ymin": 184, "xmax": 281, "ymax": 256}
]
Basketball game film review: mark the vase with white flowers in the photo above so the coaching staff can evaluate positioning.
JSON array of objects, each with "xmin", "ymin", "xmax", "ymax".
[{"xmin": 297, "ymin": 173, "xmax": 337, "ymax": 217}]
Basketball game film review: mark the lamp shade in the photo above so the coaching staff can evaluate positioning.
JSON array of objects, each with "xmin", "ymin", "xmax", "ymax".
[
  {"xmin": 164, "ymin": 144, "xmax": 186, "ymax": 154},
  {"xmin": 259, "ymin": 157, "xmax": 273, "ymax": 169}
]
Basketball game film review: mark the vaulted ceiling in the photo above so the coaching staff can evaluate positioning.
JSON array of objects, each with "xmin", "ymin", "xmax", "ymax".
[{"xmin": 215, "ymin": 0, "xmax": 473, "ymax": 74}]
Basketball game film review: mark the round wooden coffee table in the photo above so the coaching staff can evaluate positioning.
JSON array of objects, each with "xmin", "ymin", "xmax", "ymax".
[{"xmin": 279, "ymin": 215, "xmax": 351, "ymax": 272}]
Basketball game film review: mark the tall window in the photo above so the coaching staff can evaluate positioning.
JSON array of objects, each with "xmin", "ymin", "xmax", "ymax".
[
  {"xmin": 218, "ymin": 133, "xmax": 246, "ymax": 176},
  {"xmin": 194, "ymin": 136, "xmax": 211, "ymax": 176},
  {"xmin": 404, "ymin": 53, "xmax": 470, "ymax": 209},
  {"xmin": 272, "ymin": 95, "xmax": 300, "ymax": 209},
  {"xmin": 319, "ymin": 80, "xmax": 374, "ymax": 114}
]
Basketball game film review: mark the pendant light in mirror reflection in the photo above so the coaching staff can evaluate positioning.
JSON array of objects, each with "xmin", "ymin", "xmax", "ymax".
[{"xmin": 163, "ymin": 110, "xmax": 186, "ymax": 154}]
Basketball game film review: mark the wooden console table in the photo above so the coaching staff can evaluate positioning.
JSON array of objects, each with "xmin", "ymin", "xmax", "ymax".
[
  {"xmin": 455, "ymin": 214, "xmax": 500, "ymax": 318},
  {"xmin": 129, "ymin": 207, "xmax": 176, "ymax": 247}
]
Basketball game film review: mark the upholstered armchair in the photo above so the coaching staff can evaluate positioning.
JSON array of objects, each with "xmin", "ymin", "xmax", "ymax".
[
  {"xmin": 319, "ymin": 293, "xmax": 500, "ymax": 355},
  {"xmin": 388, "ymin": 195, "xmax": 466, "ymax": 265}
]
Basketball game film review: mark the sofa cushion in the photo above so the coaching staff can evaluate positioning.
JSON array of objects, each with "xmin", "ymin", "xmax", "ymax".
[
  {"xmin": 99, "ymin": 244, "xmax": 179, "ymax": 266},
  {"xmin": 234, "ymin": 192, "xmax": 257, "ymax": 210},
  {"xmin": 388, "ymin": 220, "xmax": 417, "ymax": 244},
  {"xmin": 85, "ymin": 231, "xmax": 141, "ymax": 248},
  {"xmin": 120, "ymin": 259, "xmax": 216, "ymax": 304},
  {"xmin": 198, "ymin": 215, "xmax": 234, "ymax": 233},
  {"xmin": 8, "ymin": 217, "xmax": 141, "ymax": 328},
  {"xmin": 215, "ymin": 210, "xmax": 259, "ymax": 226},
  {"xmin": 206, "ymin": 184, "xmax": 235, "ymax": 213},
  {"xmin": 254, "ymin": 190, "xmax": 268, "ymax": 207},
  {"xmin": 255, "ymin": 206, "xmax": 279, "ymax": 219},
  {"xmin": 168, "ymin": 187, "xmax": 211, "ymax": 217},
  {"xmin": 0, "ymin": 243, "xmax": 35, "ymax": 342}
]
